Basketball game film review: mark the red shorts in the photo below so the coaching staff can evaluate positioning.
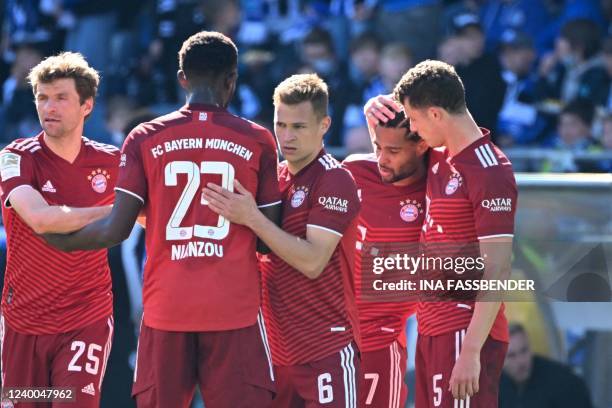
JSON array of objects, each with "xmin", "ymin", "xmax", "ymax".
[
  {"xmin": 1, "ymin": 315, "xmax": 114, "ymax": 408},
  {"xmin": 272, "ymin": 342, "xmax": 359, "ymax": 408},
  {"xmin": 415, "ymin": 330, "xmax": 507, "ymax": 408},
  {"xmin": 132, "ymin": 312, "xmax": 275, "ymax": 408},
  {"xmin": 359, "ymin": 341, "xmax": 407, "ymax": 408}
]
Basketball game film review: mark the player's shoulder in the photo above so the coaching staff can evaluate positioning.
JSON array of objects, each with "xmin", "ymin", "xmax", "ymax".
[
  {"xmin": 342, "ymin": 153, "xmax": 376, "ymax": 167},
  {"xmin": 315, "ymin": 153, "xmax": 356, "ymax": 183},
  {"xmin": 454, "ymin": 138, "xmax": 513, "ymax": 178},
  {"xmin": 225, "ymin": 115, "xmax": 275, "ymax": 141},
  {"xmin": 2, "ymin": 135, "xmax": 42, "ymax": 156},
  {"xmin": 82, "ymin": 137, "xmax": 120, "ymax": 157}
]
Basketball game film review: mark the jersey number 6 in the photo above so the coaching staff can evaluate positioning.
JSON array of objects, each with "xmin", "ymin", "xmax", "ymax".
[{"xmin": 164, "ymin": 160, "xmax": 235, "ymax": 241}]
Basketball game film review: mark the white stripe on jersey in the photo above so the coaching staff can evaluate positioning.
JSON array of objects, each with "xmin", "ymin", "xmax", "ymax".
[
  {"xmin": 474, "ymin": 147, "xmax": 489, "ymax": 168},
  {"xmin": 257, "ymin": 310, "xmax": 275, "ymax": 381},
  {"xmin": 98, "ymin": 316, "xmax": 114, "ymax": 390},
  {"xmin": 483, "ymin": 144, "xmax": 499, "ymax": 165}
]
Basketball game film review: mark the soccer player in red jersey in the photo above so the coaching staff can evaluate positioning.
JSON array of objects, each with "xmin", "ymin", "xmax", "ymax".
[
  {"xmin": 45, "ymin": 32, "xmax": 280, "ymax": 407},
  {"xmin": 365, "ymin": 60, "xmax": 517, "ymax": 408},
  {"xmin": 0, "ymin": 52, "xmax": 117, "ymax": 407},
  {"xmin": 343, "ymin": 109, "xmax": 428, "ymax": 408},
  {"xmin": 203, "ymin": 74, "xmax": 361, "ymax": 408}
]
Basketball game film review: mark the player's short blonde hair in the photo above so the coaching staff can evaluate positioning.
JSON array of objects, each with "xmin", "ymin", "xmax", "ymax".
[
  {"xmin": 28, "ymin": 52, "xmax": 100, "ymax": 104},
  {"xmin": 273, "ymin": 74, "xmax": 329, "ymax": 119}
]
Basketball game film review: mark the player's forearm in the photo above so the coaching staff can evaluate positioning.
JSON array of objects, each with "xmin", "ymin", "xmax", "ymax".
[
  {"xmin": 33, "ymin": 205, "xmax": 111, "ymax": 234},
  {"xmin": 44, "ymin": 215, "xmax": 129, "ymax": 251},
  {"xmin": 461, "ymin": 301, "xmax": 501, "ymax": 355},
  {"xmin": 248, "ymin": 210, "xmax": 327, "ymax": 278}
]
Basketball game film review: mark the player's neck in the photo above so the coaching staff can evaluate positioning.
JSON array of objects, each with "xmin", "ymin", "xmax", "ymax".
[
  {"xmin": 187, "ymin": 87, "xmax": 224, "ymax": 108},
  {"xmin": 444, "ymin": 113, "xmax": 482, "ymax": 156},
  {"xmin": 287, "ymin": 149, "xmax": 321, "ymax": 175},
  {"xmin": 43, "ymin": 130, "xmax": 83, "ymax": 163}
]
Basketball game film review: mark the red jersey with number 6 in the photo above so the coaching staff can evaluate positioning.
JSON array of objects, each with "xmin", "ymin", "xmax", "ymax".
[
  {"xmin": 0, "ymin": 133, "xmax": 118, "ymax": 335},
  {"xmin": 116, "ymin": 103, "xmax": 280, "ymax": 332},
  {"xmin": 260, "ymin": 150, "xmax": 360, "ymax": 366}
]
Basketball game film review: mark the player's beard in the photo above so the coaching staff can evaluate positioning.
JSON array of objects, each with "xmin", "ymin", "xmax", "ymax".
[{"xmin": 380, "ymin": 161, "xmax": 419, "ymax": 184}]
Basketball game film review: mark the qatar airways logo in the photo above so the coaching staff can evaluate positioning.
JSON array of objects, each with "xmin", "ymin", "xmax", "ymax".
[
  {"xmin": 318, "ymin": 196, "xmax": 348, "ymax": 213},
  {"xmin": 481, "ymin": 197, "xmax": 512, "ymax": 212}
]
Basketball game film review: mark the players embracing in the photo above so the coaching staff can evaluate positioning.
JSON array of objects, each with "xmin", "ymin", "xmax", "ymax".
[
  {"xmin": 365, "ymin": 59, "xmax": 517, "ymax": 408},
  {"xmin": 343, "ymin": 108, "xmax": 428, "ymax": 408},
  {"xmin": 203, "ymin": 73, "xmax": 361, "ymax": 408}
]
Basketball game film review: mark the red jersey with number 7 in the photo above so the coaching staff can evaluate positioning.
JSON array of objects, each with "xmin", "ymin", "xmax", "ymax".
[
  {"xmin": 116, "ymin": 103, "xmax": 280, "ymax": 332},
  {"xmin": 343, "ymin": 153, "xmax": 423, "ymax": 352}
]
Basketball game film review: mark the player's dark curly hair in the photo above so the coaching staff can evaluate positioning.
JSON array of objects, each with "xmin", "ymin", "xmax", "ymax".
[
  {"xmin": 178, "ymin": 31, "xmax": 238, "ymax": 81},
  {"xmin": 394, "ymin": 60, "xmax": 467, "ymax": 114},
  {"xmin": 378, "ymin": 106, "xmax": 421, "ymax": 142}
]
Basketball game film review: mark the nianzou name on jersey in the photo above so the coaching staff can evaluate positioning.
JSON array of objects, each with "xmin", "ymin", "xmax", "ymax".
[{"xmin": 171, "ymin": 241, "xmax": 224, "ymax": 260}]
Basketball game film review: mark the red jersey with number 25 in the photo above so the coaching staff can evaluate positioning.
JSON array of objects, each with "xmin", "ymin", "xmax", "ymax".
[
  {"xmin": 419, "ymin": 130, "xmax": 517, "ymax": 342},
  {"xmin": 343, "ymin": 153, "xmax": 423, "ymax": 352},
  {"xmin": 260, "ymin": 150, "xmax": 360, "ymax": 366},
  {"xmin": 116, "ymin": 104, "xmax": 280, "ymax": 332},
  {"xmin": 0, "ymin": 133, "xmax": 118, "ymax": 335}
]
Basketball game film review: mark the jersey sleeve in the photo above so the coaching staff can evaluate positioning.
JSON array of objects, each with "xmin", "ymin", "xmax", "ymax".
[
  {"xmin": 0, "ymin": 148, "xmax": 36, "ymax": 207},
  {"xmin": 255, "ymin": 130, "xmax": 281, "ymax": 208},
  {"xmin": 307, "ymin": 168, "xmax": 361, "ymax": 236},
  {"xmin": 467, "ymin": 165, "xmax": 517, "ymax": 239},
  {"xmin": 115, "ymin": 126, "xmax": 148, "ymax": 204}
]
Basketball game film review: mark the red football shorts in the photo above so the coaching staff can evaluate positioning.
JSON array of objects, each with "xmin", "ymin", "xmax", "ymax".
[
  {"xmin": 271, "ymin": 342, "xmax": 359, "ymax": 408},
  {"xmin": 1, "ymin": 315, "xmax": 114, "ymax": 408},
  {"xmin": 415, "ymin": 330, "xmax": 507, "ymax": 408},
  {"xmin": 360, "ymin": 340, "xmax": 407, "ymax": 408},
  {"xmin": 132, "ymin": 312, "xmax": 275, "ymax": 408}
]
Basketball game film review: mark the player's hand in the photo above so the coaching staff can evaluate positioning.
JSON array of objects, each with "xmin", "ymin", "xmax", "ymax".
[
  {"xmin": 449, "ymin": 348, "xmax": 480, "ymax": 400},
  {"xmin": 202, "ymin": 179, "xmax": 258, "ymax": 227},
  {"xmin": 363, "ymin": 94, "xmax": 402, "ymax": 128}
]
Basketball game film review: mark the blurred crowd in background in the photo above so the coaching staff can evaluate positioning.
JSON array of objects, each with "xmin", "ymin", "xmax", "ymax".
[{"xmin": 2, "ymin": 0, "xmax": 612, "ymax": 173}]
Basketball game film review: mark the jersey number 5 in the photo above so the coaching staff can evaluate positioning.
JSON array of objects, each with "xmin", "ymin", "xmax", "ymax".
[{"xmin": 165, "ymin": 161, "xmax": 235, "ymax": 241}]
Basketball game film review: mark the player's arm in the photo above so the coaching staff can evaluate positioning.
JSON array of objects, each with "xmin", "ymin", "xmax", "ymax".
[
  {"xmin": 256, "ymin": 204, "xmax": 282, "ymax": 254},
  {"xmin": 43, "ymin": 191, "xmax": 143, "ymax": 251},
  {"xmin": 204, "ymin": 180, "xmax": 341, "ymax": 279},
  {"xmin": 9, "ymin": 185, "xmax": 112, "ymax": 234},
  {"xmin": 449, "ymin": 236, "xmax": 513, "ymax": 400}
]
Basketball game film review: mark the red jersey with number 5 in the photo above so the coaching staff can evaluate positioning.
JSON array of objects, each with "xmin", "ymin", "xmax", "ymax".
[
  {"xmin": 116, "ymin": 103, "xmax": 280, "ymax": 332},
  {"xmin": 419, "ymin": 130, "xmax": 517, "ymax": 342}
]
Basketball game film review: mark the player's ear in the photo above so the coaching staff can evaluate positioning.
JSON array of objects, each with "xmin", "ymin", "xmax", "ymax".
[
  {"xmin": 177, "ymin": 70, "xmax": 188, "ymax": 90},
  {"xmin": 82, "ymin": 97, "xmax": 94, "ymax": 116},
  {"xmin": 415, "ymin": 139, "xmax": 429, "ymax": 156},
  {"xmin": 320, "ymin": 115, "xmax": 332, "ymax": 134}
]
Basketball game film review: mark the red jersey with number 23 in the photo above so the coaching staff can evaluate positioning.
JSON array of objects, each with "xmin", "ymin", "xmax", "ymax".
[
  {"xmin": 116, "ymin": 104, "xmax": 280, "ymax": 332},
  {"xmin": 0, "ymin": 133, "xmax": 118, "ymax": 334},
  {"xmin": 419, "ymin": 130, "xmax": 517, "ymax": 342},
  {"xmin": 260, "ymin": 150, "xmax": 360, "ymax": 366}
]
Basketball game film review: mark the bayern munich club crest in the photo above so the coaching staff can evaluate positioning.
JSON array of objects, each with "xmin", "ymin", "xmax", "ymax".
[
  {"xmin": 445, "ymin": 173, "xmax": 463, "ymax": 195},
  {"xmin": 399, "ymin": 199, "xmax": 423, "ymax": 222},
  {"xmin": 88, "ymin": 168, "xmax": 111, "ymax": 193},
  {"xmin": 291, "ymin": 186, "xmax": 309, "ymax": 208}
]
